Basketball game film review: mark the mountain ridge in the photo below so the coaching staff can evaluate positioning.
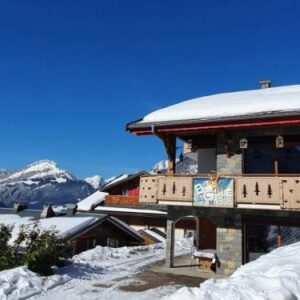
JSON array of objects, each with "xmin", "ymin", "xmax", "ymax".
[{"xmin": 0, "ymin": 160, "xmax": 96, "ymax": 208}]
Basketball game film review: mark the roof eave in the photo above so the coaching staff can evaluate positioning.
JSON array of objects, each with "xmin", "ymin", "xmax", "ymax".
[{"xmin": 127, "ymin": 111, "xmax": 300, "ymax": 135}]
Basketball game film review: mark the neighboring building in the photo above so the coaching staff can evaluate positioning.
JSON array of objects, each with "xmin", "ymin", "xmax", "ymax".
[
  {"xmin": 101, "ymin": 171, "xmax": 149, "ymax": 205},
  {"xmin": 127, "ymin": 82, "xmax": 300, "ymax": 275},
  {"xmin": 78, "ymin": 171, "xmax": 195, "ymax": 239},
  {"xmin": 0, "ymin": 203, "xmax": 144, "ymax": 254}
]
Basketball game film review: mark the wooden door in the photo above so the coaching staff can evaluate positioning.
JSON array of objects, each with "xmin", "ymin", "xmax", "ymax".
[{"xmin": 198, "ymin": 218, "xmax": 216, "ymax": 250}]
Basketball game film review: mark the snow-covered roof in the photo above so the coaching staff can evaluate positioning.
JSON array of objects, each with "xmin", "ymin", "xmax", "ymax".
[
  {"xmin": 38, "ymin": 216, "xmax": 100, "ymax": 239},
  {"xmin": 94, "ymin": 206, "xmax": 167, "ymax": 215},
  {"xmin": 101, "ymin": 171, "xmax": 148, "ymax": 191},
  {"xmin": 144, "ymin": 229, "xmax": 166, "ymax": 243},
  {"xmin": 77, "ymin": 191, "xmax": 108, "ymax": 211},
  {"xmin": 103, "ymin": 174, "xmax": 129, "ymax": 187},
  {"xmin": 130, "ymin": 85, "xmax": 300, "ymax": 127},
  {"xmin": 0, "ymin": 214, "xmax": 100, "ymax": 241}
]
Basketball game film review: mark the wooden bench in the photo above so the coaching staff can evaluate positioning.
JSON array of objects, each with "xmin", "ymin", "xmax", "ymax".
[{"xmin": 192, "ymin": 250, "xmax": 217, "ymax": 272}]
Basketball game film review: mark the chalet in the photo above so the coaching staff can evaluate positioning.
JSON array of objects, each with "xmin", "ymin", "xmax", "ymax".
[
  {"xmin": 0, "ymin": 203, "xmax": 144, "ymax": 254},
  {"xmin": 127, "ymin": 81, "xmax": 300, "ymax": 275},
  {"xmin": 92, "ymin": 171, "xmax": 198, "ymax": 239},
  {"xmin": 101, "ymin": 171, "xmax": 149, "ymax": 205}
]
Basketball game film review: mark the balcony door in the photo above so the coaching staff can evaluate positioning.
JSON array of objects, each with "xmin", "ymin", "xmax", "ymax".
[{"xmin": 244, "ymin": 146, "xmax": 300, "ymax": 174}]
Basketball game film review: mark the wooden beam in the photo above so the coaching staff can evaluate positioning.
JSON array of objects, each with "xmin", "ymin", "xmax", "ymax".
[{"xmin": 158, "ymin": 134, "xmax": 176, "ymax": 175}]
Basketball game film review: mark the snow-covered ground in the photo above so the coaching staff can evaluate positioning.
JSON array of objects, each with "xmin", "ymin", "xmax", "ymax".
[
  {"xmin": 165, "ymin": 241, "xmax": 300, "ymax": 300},
  {"xmin": 0, "ymin": 239, "xmax": 192, "ymax": 300},
  {"xmin": 2, "ymin": 240, "xmax": 300, "ymax": 300}
]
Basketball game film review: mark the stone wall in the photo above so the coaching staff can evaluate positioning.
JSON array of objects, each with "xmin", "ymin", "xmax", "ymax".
[
  {"xmin": 217, "ymin": 153, "xmax": 242, "ymax": 174},
  {"xmin": 217, "ymin": 226, "xmax": 242, "ymax": 275},
  {"xmin": 216, "ymin": 131, "xmax": 243, "ymax": 174}
]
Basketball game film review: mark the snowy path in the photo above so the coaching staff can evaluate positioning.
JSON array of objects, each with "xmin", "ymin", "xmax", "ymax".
[{"xmin": 30, "ymin": 240, "xmax": 192, "ymax": 300}]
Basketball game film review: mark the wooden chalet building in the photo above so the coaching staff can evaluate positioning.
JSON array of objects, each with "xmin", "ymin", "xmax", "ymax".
[
  {"xmin": 97, "ymin": 171, "xmax": 197, "ymax": 238},
  {"xmin": 127, "ymin": 81, "xmax": 300, "ymax": 275},
  {"xmin": 101, "ymin": 171, "xmax": 149, "ymax": 205},
  {"xmin": 0, "ymin": 203, "xmax": 144, "ymax": 254}
]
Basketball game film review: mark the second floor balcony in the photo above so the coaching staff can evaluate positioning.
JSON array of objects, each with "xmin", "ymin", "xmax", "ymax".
[{"xmin": 139, "ymin": 174, "xmax": 300, "ymax": 210}]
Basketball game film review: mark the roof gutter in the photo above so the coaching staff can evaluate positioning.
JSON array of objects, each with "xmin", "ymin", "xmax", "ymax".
[{"xmin": 127, "ymin": 112, "xmax": 300, "ymax": 136}]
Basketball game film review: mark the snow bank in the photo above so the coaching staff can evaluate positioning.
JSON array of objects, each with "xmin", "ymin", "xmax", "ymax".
[
  {"xmin": 77, "ymin": 190, "xmax": 108, "ymax": 211},
  {"xmin": 74, "ymin": 243, "xmax": 164, "ymax": 263},
  {"xmin": 141, "ymin": 84, "xmax": 300, "ymax": 123},
  {"xmin": 0, "ymin": 239, "xmax": 193, "ymax": 300},
  {"xmin": 0, "ymin": 267, "xmax": 43, "ymax": 299},
  {"xmin": 165, "ymin": 241, "xmax": 300, "ymax": 300},
  {"xmin": 0, "ymin": 267, "xmax": 69, "ymax": 300}
]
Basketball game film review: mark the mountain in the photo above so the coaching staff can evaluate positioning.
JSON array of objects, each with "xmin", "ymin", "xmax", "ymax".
[
  {"xmin": 152, "ymin": 152, "xmax": 198, "ymax": 174},
  {"xmin": 0, "ymin": 160, "xmax": 95, "ymax": 208},
  {"xmin": 85, "ymin": 175, "xmax": 105, "ymax": 189}
]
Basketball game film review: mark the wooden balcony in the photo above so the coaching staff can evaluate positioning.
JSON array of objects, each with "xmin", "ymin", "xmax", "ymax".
[
  {"xmin": 139, "ymin": 174, "xmax": 300, "ymax": 210},
  {"xmin": 105, "ymin": 195, "xmax": 140, "ymax": 205}
]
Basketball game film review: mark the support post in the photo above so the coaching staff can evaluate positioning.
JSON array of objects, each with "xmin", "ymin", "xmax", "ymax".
[
  {"xmin": 165, "ymin": 219, "xmax": 175, "ymax": 268},
  {"xmin": 195, "ymin": 217, "xmax": 200, "ymax": 250},
  {"xmin": 159, "ymin": 134, "xmax": 176, "ymax": 175}
]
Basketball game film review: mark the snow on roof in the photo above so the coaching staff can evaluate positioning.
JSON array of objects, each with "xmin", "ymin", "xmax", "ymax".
[
  {"xmin": 77, "ymin": 191, "xmax": 108, "ymax": 211},
  {"xmin": 94, "ymin": 206, "xmax": 167, "ymax": 215},
  {"xmin": 144, "ymin": 229, "xmax": 166, "ymax": 243},
  {"xmin": 103, "ymin": 174, "xmax": 129, "ymax": 188},
  {"xmin": 0, "ymin": 214, "xmax": 34, "ymax": 242},
  {"xmin": 38, "ymin": 216, "xmax": 99, "ymax": 239},
  {"xmin": 166, "ymin": 241, "xmax": 300, "ymax": 300},
  {"xmin": 139, "ymin": 84, "xmax": 300, "ymax": 124},
  {"xmin": 0, "ymin": 214, "xmax": 99, "ymax": 241}
]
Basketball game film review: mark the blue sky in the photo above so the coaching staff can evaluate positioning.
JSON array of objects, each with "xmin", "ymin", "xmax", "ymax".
[{"xmin": 0, "ymin": 1, "xmax": 300, "ymax": 179}]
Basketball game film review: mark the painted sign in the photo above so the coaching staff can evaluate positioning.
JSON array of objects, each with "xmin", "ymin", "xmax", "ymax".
[{"xmin": 193, "ymin": 177, "xmax": 234, "ymax": 207}]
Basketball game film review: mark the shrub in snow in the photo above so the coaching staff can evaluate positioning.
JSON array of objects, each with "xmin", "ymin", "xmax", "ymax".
[
  {"xmin": 0, "ymin": 225, "xmax": 19, "ymax": 270},
  {"xmin": 0, "ymin": 222, "xmax": 72, "ymax": 276}
]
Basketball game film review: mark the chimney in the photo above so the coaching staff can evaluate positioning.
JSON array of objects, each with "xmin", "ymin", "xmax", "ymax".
[
  {"xmin": 13, "ymin": 201, "xmax": 28, "ymax": 213},
  {"xmin": 66, "ymin": 204, "xmax": 77, "ymax": 216},
  {"xmin": 259, "ymin": 80, "xmax": 272, "ymax": 89},
  {"xmin": 40, "ymin": 203, "xmax": 55, "ymax": 219}
]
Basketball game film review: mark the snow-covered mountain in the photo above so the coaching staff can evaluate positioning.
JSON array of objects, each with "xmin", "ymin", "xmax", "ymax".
[
  {"xmin": 0, "ymin": 160, "xmax": 95, "ymax": 208},
  {"xmin": 152, "ymin": 152, "xmax": 198, "ymax": 174},
  {"xmin": 85, "ymin": 175, "xmax": 105, "ymax": 189}
]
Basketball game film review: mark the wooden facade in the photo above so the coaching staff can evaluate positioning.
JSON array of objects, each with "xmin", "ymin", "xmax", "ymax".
[
  {"xmin": 71, "ymin": 219, "xmax": 144, "ymax": 253},
  {"xmin": 127, "ymin": 84, "xmax": 300, "ymax": 274}
]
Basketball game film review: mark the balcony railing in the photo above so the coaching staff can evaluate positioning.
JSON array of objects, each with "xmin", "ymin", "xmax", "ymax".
[
  {"xmin": 105, "ymin": 195, "xmax": 140, "ymax": 205},
  {"xmin": 139, "ymin": 174, "xmax": 300, "ymax": 210}
]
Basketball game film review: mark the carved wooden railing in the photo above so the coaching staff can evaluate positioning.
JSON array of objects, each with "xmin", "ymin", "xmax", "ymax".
[
  {"xmin": 139, "ymin": 174, "xmax": 300, "ymax": 210},
  {"xmin": 235, "ymin": 176, "xmax": 281, "ymax": 205}
]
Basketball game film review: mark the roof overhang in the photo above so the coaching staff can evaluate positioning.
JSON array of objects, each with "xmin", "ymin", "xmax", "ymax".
[{"xmin": 127, "ymin": 112, "xmax": 300, "ymax": 136}]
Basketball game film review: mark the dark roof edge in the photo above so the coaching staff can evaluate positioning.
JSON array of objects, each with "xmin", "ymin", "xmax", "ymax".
[
  {"xmin": 101, "ymin": 171, "xmax": 149, "ymax": 192},
  {"xmin": 127, "ymin": 110, "xmax": 300, "ymax": 131},
  {"xmin": 108, "ymin": 216, "xmax": 144, "ymax": 242},
  {"xmin": 126, "ymin": 118, "xmax": 143, "ymax": 131}
]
